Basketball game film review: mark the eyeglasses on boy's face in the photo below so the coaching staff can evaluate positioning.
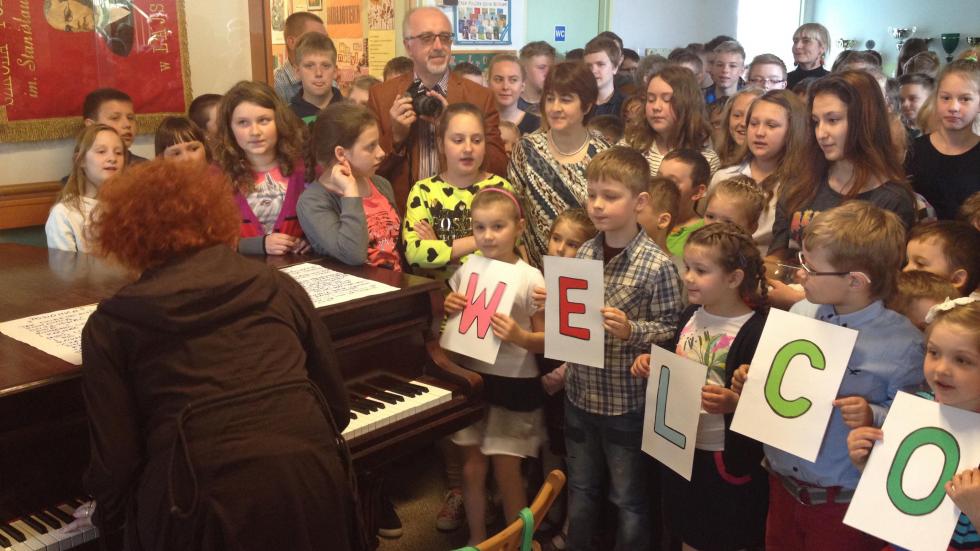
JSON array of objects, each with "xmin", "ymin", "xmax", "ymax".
[
  {"xmin": 748, "ymin": 77, "xmax": 786, "ymax": 87},
  {"xmin": 777, "ymin": 251, "xmax": 872, "ymax": 283},
  {"xmin": 405, "ymin": 32, "xmax": 455, "ymax": 45}
]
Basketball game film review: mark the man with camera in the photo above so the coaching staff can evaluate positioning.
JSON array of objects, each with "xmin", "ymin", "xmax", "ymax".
[{"xmin": 368, "ymin": 7, "xmax": 507, "ymax": 211}]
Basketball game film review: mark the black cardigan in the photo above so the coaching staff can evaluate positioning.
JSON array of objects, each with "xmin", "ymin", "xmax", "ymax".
[{"xmin": 667, "ymin": 303, "xmax": 768, "ymax": 477}]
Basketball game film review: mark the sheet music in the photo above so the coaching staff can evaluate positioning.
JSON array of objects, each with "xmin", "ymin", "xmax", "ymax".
[
  {"xmin": 0, "ymin": 304, "xmax": 98, "ymax": 365},
  {"xmin": 280, "ymin": 263, "xmax": 399, "ymax": 308}
]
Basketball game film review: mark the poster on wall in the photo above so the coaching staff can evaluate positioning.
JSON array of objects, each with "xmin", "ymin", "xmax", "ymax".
[
  {"xmin": 271, "ymin": 0, "xmax": 291, "ymax": 44},
  {"xmin": 367, "ymin": 0, "xmax": 394, "ymax": 78},
  {"xmin": 325, "ymin": 0, "xmax": 367, "ymax": 91},
  {"xmin": 454, "ymin": 0, "xmax": 511, "ymax": 46},
  {"xmin": 367, "ymin": 0, "xmax": 394, "ymax": 31},
  {"xmin": 0, "ymin": 0, "xmax": 193, "ymax": 143}
]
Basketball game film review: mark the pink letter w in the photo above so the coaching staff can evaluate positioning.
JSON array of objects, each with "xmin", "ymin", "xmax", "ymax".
[{"xmin": 458, "ymin": 272, "xmax": 507, "ymax": 339}]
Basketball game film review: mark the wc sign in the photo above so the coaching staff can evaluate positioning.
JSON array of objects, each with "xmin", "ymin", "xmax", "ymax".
[{"xmin": 555, "ymin": 26, "xmax": 566, "ymax": 42}]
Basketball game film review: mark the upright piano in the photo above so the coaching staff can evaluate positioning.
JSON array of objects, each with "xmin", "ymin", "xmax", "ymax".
[{"xmin": 0, "ymin": 244, "xmax": 483, "ymax": 550}]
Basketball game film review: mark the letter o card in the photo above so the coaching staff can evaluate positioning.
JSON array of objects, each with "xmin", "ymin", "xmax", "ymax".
[
  {"xmin": 844, "ymin": 392, "xmax": 980, "ymax": 551},
  {"xmin": 440, "ymin": 256, "xmax": 520, "ymax": 364},
  {"xmin": 730, "ymin": 308, "xmax": 857, "ymax": 462},
  {"xmin": 543, "ymin": 256, "xmax": 605, "ymax": 368}
]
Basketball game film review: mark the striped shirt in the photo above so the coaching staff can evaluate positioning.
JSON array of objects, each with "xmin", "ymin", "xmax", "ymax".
[
  {"xmin": 565, "ymin": 229, "xmax": 683, "ymax": 416},
  {"xmin": 273, "ymin": 61, "xmax": 302, "ymax": 105}
]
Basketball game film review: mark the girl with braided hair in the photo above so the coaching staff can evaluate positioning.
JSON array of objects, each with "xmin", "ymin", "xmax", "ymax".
[{"xmin": 631, "ymin": 222, "xmax": 769, "ymax": 551}]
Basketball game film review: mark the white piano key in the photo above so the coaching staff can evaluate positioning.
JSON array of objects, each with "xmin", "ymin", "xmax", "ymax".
[{"xmin": 7, "ymin": 521, "xmax": 45, "ymax": 551}]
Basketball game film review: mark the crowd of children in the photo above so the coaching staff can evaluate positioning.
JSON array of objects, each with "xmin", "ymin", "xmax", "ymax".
[{"xmin": 43, "ymin": 8, "xmax": 980, "ymax": 551}]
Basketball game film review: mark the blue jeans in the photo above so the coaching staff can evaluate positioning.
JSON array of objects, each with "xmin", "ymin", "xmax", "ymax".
[{"xmin": 564, "ymin": 399, "xmax": 650, "ymax": 551}]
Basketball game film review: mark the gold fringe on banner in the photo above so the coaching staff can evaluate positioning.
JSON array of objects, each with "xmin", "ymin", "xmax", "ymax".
[{"xmin": 0, "ymin": 0, "xmax": 194, "ymax": 145}]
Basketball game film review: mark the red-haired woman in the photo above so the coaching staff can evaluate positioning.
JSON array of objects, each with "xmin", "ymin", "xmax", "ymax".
[
  {"xmin": 768, "ymin": 70, "xmax": 917, "ymax": 306},
  {"xmin": 78, "ymin": 160, "xmax": 359, "ymax": 551}
]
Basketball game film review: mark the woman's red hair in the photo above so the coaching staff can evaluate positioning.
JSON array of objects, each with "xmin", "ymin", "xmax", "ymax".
[{"xmin": 90, "ymin": 160, "xmax": 240, "ymax": 272}]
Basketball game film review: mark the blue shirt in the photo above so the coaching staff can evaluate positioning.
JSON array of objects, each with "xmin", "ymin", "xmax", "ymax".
[{"xmin": 764, "ymin": 299, "xmax": 925, "ymax": 489}]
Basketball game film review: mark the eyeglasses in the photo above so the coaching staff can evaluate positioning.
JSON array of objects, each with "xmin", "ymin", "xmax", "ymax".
[
  {"xmin": 777, "ymin": 251, "xmax": 872, "ymax": 283},
  {"xmin": 405, "ymin": 32, "xmax": 455, "ymax": 45},
  {"xmin": 748, "ymin": 77, "xmax": 786, "ymax": 87}
]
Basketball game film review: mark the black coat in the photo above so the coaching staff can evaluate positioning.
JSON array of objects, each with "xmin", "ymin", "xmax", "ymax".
[{"xmin": 81, "ymin": 244, "xmax": 357, "ymax": 551}]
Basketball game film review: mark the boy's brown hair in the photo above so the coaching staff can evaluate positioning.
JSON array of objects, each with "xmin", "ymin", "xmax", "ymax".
[
  {"xmin": 584, "ymin": 37, "xmax": 622, "ymax": 67},
  {"xmin": 519, "ymin": 41, "xmax": 556, "ymax": 61},
  {"xmin": 586, "ymin": 146, "xmax": 650, "ymax": 196},
  {"xmin": 294, "ymin": 32, "xmax": 337, "ymax": 64},
  {"xmin": 284, "ymin": 12, "xmax": 324, "ymax": 40},
  {"xmin": 647, "ymin": 176, "xmax": 680, "ymax": 232},
  {"xmin": 960, "ymin": 190, "xmax": 980, "ymax": 230},
  {"xmin": 383, "ymin": 56, "xmax": 414, "ymax": 80},
  {"xmin": 803, "ymin": 201, "xmax": 906, "ymax": 301},
  {"xmin": 706, "ymin": 175, "xmax": 768, "ymax": 226},
  {"xmin": 588, "ymin": 114, "xmax": 625, "ymax": 143},
  {"xmin": 908, "ymin": 221, "xmax": 980, "ymax": 294},
  {"xmin": 661, "ymin": 148, "xmax": 711, "ymax": 188},
  {"xmin": 887, "ymin": 270, "xmax": 959, "ymax": 318}
]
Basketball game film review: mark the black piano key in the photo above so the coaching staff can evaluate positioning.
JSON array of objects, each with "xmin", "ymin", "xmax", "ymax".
[
  {"xmin": 36, "ymin": 511, "xmax": 60, "ymax": 529},
  {"xmin": 367, "ymin": 375, "xmax": 421, "ymax": 397},
  {"xmin": 349, "ymin": 401, "xmax": 372, "ymax": 415},
  {"xmin": 350, "ymin": 412, "xmax": 358, "ymax": 420},
  {"xmin": 48, "ymin": 507, "xmax": 74, "ymax": 525},
  {"xmin": 22, "ymin": 515, "xmax": 46, "ymax": 534},
  {"xmin": 0, "ymin": 524, "xmax": 25, "ymax": 543},
  {"xmin": 366, "ymin": 383, "xmax": 410, "ymax": 401},
  {"xmin": 0, "ymin": 532, "xmax": 10, "ymax": 548},
  {"xmin": 351, "ymin": 383, "xmax": 400, "ymax": 405},
  {"xmin": 350, "ymin": 393, "xmax": 386, "ymax": 410},
  {"xmin": 349, "ymin": 394, "xmax": 380, "ymax": 412},
  {"xmin": 70, "ymin": 499, "xmax": 85, "ymax": 507},
  {"xmin": 383, "ymin": 374, "xmax": 430, "ymax": 394}
]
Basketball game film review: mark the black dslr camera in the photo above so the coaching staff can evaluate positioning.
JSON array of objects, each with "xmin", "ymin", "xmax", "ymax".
[{"xmin": 407, "ymin": 79, "xmax": 444, "ymax": 118}]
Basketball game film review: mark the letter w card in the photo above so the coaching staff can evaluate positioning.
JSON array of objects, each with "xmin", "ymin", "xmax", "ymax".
[
  {"xmin": 641, "ymin": 345, "xmax": 708, "ymax": 480},
  {"xmin": 543, "ymin": 256, "xmax": 605, "ymax": 368},
  {"xmin": 440, "ymin": 256, "xmax": 520, "ymax": 364},
  {"xmin": 844, "ymin": 392, "xmax": 980, "ymax": 551},
  {"xmin": 730, "ymin": 308, "xmax": 857, "ymax": 462}
]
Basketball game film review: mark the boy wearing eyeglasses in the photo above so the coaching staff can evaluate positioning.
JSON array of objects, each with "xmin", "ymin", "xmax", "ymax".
[
  {"xmin": 734, "ymin": 201, "xmax": 924, "ymax": 550},
  {"xmin": 747, "ymin": 54, "xmax": 788, "ymax": 91}
]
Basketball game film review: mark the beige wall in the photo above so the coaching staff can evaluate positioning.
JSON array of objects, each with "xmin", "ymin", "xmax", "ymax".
[{"xmin": 0, "ymin": 0, "xmax": 254, "ymax": 187}]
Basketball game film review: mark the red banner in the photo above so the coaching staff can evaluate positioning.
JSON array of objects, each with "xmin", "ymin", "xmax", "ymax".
[{"xmin": 0, "ymin": 0, "xmax": 191, "ymax": 142}]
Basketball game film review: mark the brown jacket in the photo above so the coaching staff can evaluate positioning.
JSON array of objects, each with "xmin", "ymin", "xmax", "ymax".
[{"xmin": 367, "ymin": 72, "xmax": 508, "ymax": 212}]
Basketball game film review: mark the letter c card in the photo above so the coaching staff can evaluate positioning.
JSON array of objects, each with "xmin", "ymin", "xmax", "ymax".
[
  {"xmin": 543, "ymin": 256, "xmax": 605, "ymax": 368},
  {"xmin": 730, "ymin": 308, "xmax": 857, "ymax": 462},
  {"xmin": 844, "ymin": 392, "xmax": 980, "ymax": 551}
]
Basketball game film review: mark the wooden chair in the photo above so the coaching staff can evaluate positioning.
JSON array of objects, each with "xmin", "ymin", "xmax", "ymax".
[{"xmin": 467, "ymin": 469, "xmax": 567, "ymax": 551}]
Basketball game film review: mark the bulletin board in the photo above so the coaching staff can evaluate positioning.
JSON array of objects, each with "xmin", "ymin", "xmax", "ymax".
[
  {"xmin": 452, "ymin": 0, "xmax": 511, "ymax": 46},
  {"xmin": 450, "ymin": 50, "xmax": 516, "ymax": 71}
]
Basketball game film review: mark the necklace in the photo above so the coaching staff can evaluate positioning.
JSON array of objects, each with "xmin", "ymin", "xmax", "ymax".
[{"xmin": 549, "ymin": 130, "xmax": 589, "ymax": 157}]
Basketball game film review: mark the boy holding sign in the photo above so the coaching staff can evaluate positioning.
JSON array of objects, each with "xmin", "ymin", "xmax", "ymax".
[
  {"xmin": 542, "ymin": 146, "xmax": 683, "ymax": 550},
  {"xmin": 443, "ymin": 188, "xmax": 546, "ymax": 546},
  {"xmin": 734, "ymin": 202, "xmax": 925, "ymax": 549},
  {"xmin": 847, "ymin": 299, "xmax": 980, "ymax": 550}
]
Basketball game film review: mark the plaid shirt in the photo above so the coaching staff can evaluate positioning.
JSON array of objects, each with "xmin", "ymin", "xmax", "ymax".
[{"xmin": 565, "ymin": 229, "xmax": 683, "ymax": 416}]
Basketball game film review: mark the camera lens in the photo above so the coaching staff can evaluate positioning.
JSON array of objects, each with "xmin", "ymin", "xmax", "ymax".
[{"xmin": 414, "ymin": 95, "xmax": 444, "ymax": 118}]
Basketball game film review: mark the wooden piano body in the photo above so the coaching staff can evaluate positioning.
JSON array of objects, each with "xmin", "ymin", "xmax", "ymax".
[{"xmin": 0, "ymin": 244, "xmax": 483, "ymax": 549}]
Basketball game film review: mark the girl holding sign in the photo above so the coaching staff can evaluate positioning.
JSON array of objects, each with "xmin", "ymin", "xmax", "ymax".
[
  {"xmin": 632, "ymin": 222, "xmax": 770, "ymax": 551},
  {"xmin": 848, "ymin": 298, "xmax": 980, "ymax": 549},
  {"xmin": 443, "ymin": 188, "xmax": 546, "ymax": 546}
]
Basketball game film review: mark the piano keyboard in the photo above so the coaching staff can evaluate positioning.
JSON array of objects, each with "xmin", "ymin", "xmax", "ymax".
[
  {"xmin": 1, "ymin": 499, "xmax": 98, "ymax": 551},
  {"xmin": 342, "ymin": 375, "xmax": 452, "ymax": 439}
]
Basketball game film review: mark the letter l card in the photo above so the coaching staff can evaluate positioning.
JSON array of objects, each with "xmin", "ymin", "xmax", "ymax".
[{"xmin": 641, "ymin": 344, "xmax": 708, "ymax": 480}]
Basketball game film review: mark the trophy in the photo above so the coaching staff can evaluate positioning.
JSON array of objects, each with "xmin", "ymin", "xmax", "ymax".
[
  {"xmin": 837, "ymin": 38, "xmax": 859, "ymax": 49},
  {"xmin": 889, "ymin": 26, "xmax": 917, "ymax": 51},
  {"xmin": 941, "ymin": 33, "xmax": 961, "ymax": 62}
]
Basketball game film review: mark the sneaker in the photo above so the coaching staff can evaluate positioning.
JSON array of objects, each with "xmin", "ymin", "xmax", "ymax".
[
  {"xmin": 436, "ymin": 489, "xmax": 465, "ymax": 531},
  {"xmin": 377, "ymin": 497, "xmax": 403, "ymax": 539}
]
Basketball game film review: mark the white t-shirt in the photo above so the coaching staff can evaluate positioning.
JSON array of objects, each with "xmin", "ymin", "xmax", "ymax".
[
  {"xmin": 676, "ymin": 307, "xmax": 753, "ymax": 451},
  {"xmin": 708, "ymin": 161, "xmax": 779, "ymax": 256},
  {"xmin": 449, "ymin": 259, "xmax": 545, "ymax": 379},
  {"xmin": 45, "ymin": 196, "xmax": 98, "ymax": 252}
]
